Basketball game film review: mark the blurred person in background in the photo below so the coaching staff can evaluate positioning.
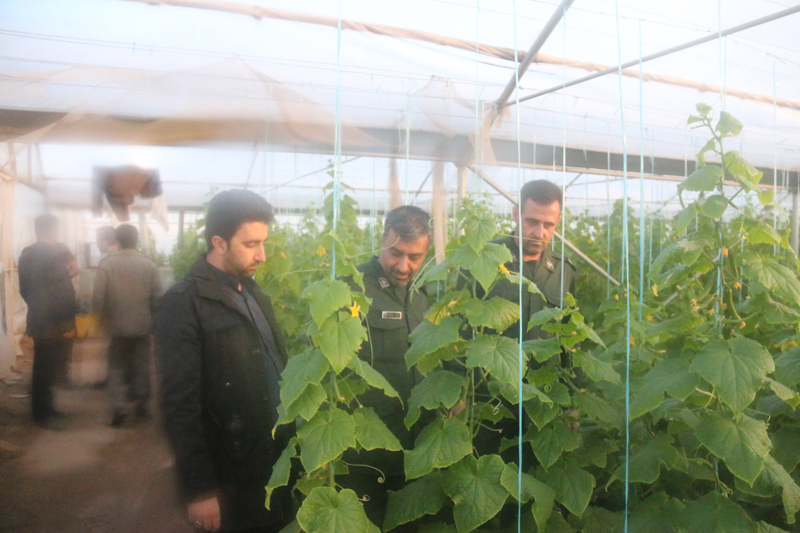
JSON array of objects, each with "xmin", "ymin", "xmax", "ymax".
[
  {"xmin": 95, "ymin": 225, "xmax": 119, "ymax": 260},
  {"xmin": 92, "ymin": 223, "xmax": 162, "ymax": 427},
  {"xmin": 18, "ymin": 214, "xmax": 77, "ymax": 430}
]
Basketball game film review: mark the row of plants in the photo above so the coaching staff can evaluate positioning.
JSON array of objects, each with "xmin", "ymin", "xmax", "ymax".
[{"xmin": 168, "ymin": 106, "xmax": 800, "ymax": 532}]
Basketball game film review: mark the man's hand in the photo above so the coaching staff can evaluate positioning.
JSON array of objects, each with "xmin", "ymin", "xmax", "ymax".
[{"xmin": 188, "ymin": 496, "xmax": 220, "ymax": 531}]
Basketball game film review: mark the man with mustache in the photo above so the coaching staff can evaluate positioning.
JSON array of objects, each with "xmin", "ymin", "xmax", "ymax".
[
  {"xmin": 492, "ymin": 179, "xmax": 576, "ymax": 341},
  {"xmin": 342, "ymin": 205, "xmax": 432, "ymax": 530},
  {"xmin": 155, "ymin": 190, "xmax": 291, "ymax": 532}
]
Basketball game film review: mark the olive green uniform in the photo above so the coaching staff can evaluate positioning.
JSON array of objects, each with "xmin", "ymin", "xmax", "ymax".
[
  {"xmin": 341, "ymin": 256, "xmax": 429, "ymax": 529},
  {"xmin": 489, "ymin": 235, "xmax": 576, "ymax": 341}
]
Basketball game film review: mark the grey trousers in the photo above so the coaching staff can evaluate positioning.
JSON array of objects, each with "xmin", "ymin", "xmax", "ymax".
[{"xmin": 108, "ymin": 335, "xmax": 152, "ymax": 413}]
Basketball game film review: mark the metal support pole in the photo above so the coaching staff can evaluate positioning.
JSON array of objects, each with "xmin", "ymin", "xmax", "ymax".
[
  {"xmin": 466, "ymin": 164, "xmax": 621, "ymax": 287},
  {"xmin": 494, "ymin": 0, "xmax": 574, "ymax": 108},
  {"xmin": 456, "ymin": 166, "xmax": 467, "ymax": 235},
  {"xmin": 506, "ymin": 3, "xmax": 800, "ymax": 107},
  {"xmin": 791, "ymin": 192, "xmax": 799, "ymax": 254}
]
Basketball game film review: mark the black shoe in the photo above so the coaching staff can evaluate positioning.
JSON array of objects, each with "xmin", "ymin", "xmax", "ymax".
[{"xmin": 111, "ymin": 411, "xmax": 127, "ymax": 428}]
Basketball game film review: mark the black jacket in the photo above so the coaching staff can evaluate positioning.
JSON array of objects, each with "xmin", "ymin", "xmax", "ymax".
[
  {"xmin": 18, "ymin": 242, "xmax": 76, "ymax": 338},
  {"xmin": 154, "ymin": 257, "xmax": 291, "ymax": 531}
]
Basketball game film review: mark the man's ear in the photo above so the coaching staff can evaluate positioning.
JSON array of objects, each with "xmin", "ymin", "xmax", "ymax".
[
  {"xmin": 512, "ymin": 205, "xmax": 519, "ymax": 224},
  {"xmin": 210, "ymin": 235, "xmax": 228, "ymax": 254}
]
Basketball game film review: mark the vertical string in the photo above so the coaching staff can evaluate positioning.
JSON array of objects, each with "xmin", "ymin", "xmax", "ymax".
[
  {"xmin": 331, "ymin": 0, "xmax": 343, "ymax": 279},
  {"xmin": 607, "ymin": 150, "xmax": 611, "ymax": 298},
  {"xmin": 773, "ymin": 57, "xmax": 778, "ymax": 256},
  {"xmin": 613, "ymin": 2, "xmax": 631, "ymax": 531},
  {"xmin": 404, "ymin": 97, "xmax": 411, "ymax": 205},
  {"xmin": 371, "ymin": 158, "xmax": 377, "ymax": 254},
  {"xmin": 511, "ymin": 2, "xmax": 524, "ymax": 529},
  {"xmin": 637, "ymin": 20, "xmax": 645, "ymax": 322},
  {"xmin": 559, "ymin": 6, "xmax": 567, "ymax": 308}
]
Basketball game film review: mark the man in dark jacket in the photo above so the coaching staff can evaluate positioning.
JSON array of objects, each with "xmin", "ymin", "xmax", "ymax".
[
  {"xmin": 155, "ymin": 190, "xmax": 291, "ymax": 533},
  {"xmin": 341, "ymin": 205, "xmax": 431, "ymax": 528},
  {"xmin": 18, "ymin": 214, "xmax": 77, "ymax": 430},
  {"xmin": 490, "ymin": 179, "xmax": 576, "ymax": 341}
]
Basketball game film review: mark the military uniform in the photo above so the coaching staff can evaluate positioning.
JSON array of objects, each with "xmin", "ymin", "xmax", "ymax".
[
  {"xmin": 489, "ymin": 235, "xmax": 576, "ymax": 341},
  {"xmin": 341, "ymin": 256, "xmax": 429, "ymax": 530}
]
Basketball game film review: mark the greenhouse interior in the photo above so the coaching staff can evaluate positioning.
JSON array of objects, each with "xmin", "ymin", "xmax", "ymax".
[{"xmin": 1, "ymin": 0, "xmax": 800, "ymax": 531}]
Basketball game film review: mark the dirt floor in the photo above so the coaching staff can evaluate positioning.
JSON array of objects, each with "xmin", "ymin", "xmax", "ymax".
[{"xmin": 0, "ymin": 339, "xmax": 194, "ymax": 533}]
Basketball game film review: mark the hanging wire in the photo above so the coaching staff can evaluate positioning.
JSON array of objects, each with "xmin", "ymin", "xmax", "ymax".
[
  {"xmin": 637, "ymin": 20, "xmax": 646, "ymax": 321},
  {"xmin": 613, "ymin": 2, "xmax": 632, "ymax": 531},
  {"xmin": 560, "ymin": 6, "xmax": 567, "ymax": 308},
  {"xmin": 331, "ymin": 0, "xmax": 343, "ymax": 279},
  {"xmin": 509, "ymin": 1, "xmax": 525, "ymax": 529},
  {"xmin": 606, "ymin": 150, "xmax": 612, "ymax": 299}
]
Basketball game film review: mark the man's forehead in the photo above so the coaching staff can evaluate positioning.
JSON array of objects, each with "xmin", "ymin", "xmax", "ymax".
[
  {"xmin": 520, "ymin": 198, "xmax": 561, "ymax": 219},
  {"xmin": 384, "ymin": 232, "xmax": 429, "ymax": 253}
]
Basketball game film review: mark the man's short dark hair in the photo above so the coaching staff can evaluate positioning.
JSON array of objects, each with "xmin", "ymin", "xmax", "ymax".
[
  {"xmin": 116, "ymin": 224, "xmax": 139, "ymax": 249},
  {"xmin": 96, "ymin": 226, "xmax": 118, "ymax": 247},
  {"xmin": 383, "ymin": 205, "xmax": 432, "ymax": 243},
  {"xmin": 520, "ymin": 180, "xmax": 563, "ymax": 209},
  {"xmin": 34, "ymin": 214, "xmax": 59, "ymax": 239},
  {"xmin": 205, "ymin": 189, "xmax": 275, "ymax": 250}
]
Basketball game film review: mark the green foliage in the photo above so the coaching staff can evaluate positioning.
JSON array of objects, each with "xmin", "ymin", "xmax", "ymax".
[{"xmin": 267, "ymin": 107, "xmax": 800, "ymax": 531}]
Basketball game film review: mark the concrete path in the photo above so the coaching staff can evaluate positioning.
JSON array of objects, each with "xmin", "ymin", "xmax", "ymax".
[{"xmin": 0, "ymin": 380, "xmax": 193, "ymax": 533}]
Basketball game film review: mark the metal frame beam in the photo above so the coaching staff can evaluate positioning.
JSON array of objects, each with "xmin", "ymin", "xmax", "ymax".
[{"xmin": 505, "ymin": 4, "xmax": 800, "ymax": 107}]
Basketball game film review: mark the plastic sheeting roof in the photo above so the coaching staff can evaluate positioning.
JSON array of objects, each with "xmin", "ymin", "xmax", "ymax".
[{"xmin": 1, "ymin": 0, "xmax": 799, "ymax": 213}]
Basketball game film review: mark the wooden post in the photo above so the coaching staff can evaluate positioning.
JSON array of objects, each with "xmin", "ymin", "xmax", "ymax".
[
  {"xmin": 138, "ymin": 212, "xmax": 150, "ymax": 257},
  {"xmin": 177, "ymin": 209, "xmax": 185, "ymax": 250},
  {"xmin": 431, "ymin": 162, "xmax": 447, "ymax": 265},
  {"xmin": 791, "ymin": 191, "xmax": 799, "ymax": 254}
]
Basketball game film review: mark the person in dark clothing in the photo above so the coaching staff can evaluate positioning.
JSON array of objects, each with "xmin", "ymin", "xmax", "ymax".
[
  {"xmin": 18, "ymin": 214, "xmax": 77, "ymax": 430},
  {"xmin": 491, "ymin": 179, "xmax": 576, "ymax": 341},
  {"xmin": 155, "ymin": 190, "xmax": 291, "ymax": 533},
  {"xmin": 340, "ymin": 205, "xmax": 432, "ymax": 529}
]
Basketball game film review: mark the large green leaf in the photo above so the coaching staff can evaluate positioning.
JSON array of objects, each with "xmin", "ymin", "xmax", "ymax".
[
  {"xmin": 280, "ymin": 348, "xmax": 330, "ymax": 407},
  {"xmin": 537, "ymin": 463, "xmax": 596, "ymax": 518},
  {"xmin": 610, "ymin": 434, "xmax": 678, "ymax": 485},
  {"xmin": 757, "ymin": 522, "xmax": 790, "ymax": 533},
  {"xmin": 455, "ymin": 242, "xmax": 512, "ymax": 292},
  {"xmin": 767, "ymin": 378, "xmax": 800, "ymax": 410},
  {"xmin": 680, "ymin": 164, "xmax": 723, "ymax": 192},
  {"xmin": 501, "ymin": 463, "xmax": 554, "ymax": 532},
  {"xmin": 744, "ymin": 220, "xmax": 782, "ymax": 245},
  {"xmin": 296, "ymin": 487, "xmax": 373, "ymax": 533},
  {"xmin": 405, "ymin": 316, "xmax": 462, "ymax": 368},
  {"xmin": 681, "ymin": 492, "xmax": 756, "ymax": 533},
  {"xmin": 464, "ymin": 215, "xmax": 498, "ymax": 252},
  {"xmin": 352, "ymin": 408, "xmax": 402, "ymax": 451},
  {"xmin": 466, "ymin": 335, "xmax": 527, "ymax": 391},
  {"xmin": 574, "ymin": 352, "xmax": 620, "ymax": 384},
  {"xmin": 525, "ymin": 397, "xmax": 560, "ymax": 431},
  {"xmin": 461, "ymin": 297, "xmax": 520, "ymax": 333},
  {"xmin": 700, "ymin": 194, "xmax": 729, "ymax": 219},
  {"xmin": 528, "ymin": 307, "xmax": 564, "ymax": 331},
  {"xmin": 348, "ymin": 357, "xmax": 399, "ymax": 400},
  {"xmin": 717, "ymin": 111, "xmax": 744, "ymax": 137},
  {"xmin": 383, "ymin": 473, "xmax": 447, "ymax": 531},
  {"xmin": 283, "ymin": 382, "xmax": 327, "ymax": 422},
  {"xmin": 650, "ymin": 234, "xmax": 714, "ymax": 278},
  {"xmin": 530, "ymin": 424, "xmax": 581, "ymax": 469},
  {"xmin": 317, "ymin": 313, "xmax": 367, "ymax": 374},
  {"xmin": 690, "ymin": 337, "xmax": 774, "ymax": 412},
  {"xmin": 405, "ymin": 418, "xmax": 472, "ymax": 480},
  {"xmin": 442, "ymin": 455, "xmax": 508, "ymax": 533},
  {"xmin": 302, "ymin": 279, "xmax": 353, "ymax": 327},
  {"xmin": 630, "ymin": 359, "xmax": 699, "ymax": 419},
  {"xmin": 741, "ymin": 253, "xmax": 800, "ymax": 306},
  {"xmin": 297, "ymin": 408, "xmax": 357, "ymax": 472},
  {"xmin": 265, "ymin": 437, "xmax": 297, "ymax": 510},
  {"xmin": 521, "ymin": 338, "xmax": 563, "ymax": 363},
  {"xmin": 405, "ymin": 370, "xmax": 466, "ymax": 428},
  {"xmin": 581, "ymin": 507, "xmax": 624, "ymax": 533},
  {"xmin": 694, "ymin": 412, "xmax": 772, "ymax": 485},
  {"xmin": 574, "ymin": 392, "xmax": 623, "ymax": 427},
  {"xmin": 772, "ymin": 426, "xmax": 800, "ymax": 473},
  {"xmin": 724, "ymin": 149, "xmax": 762, "ymax": 186},
  {"xmin": 759, "ymin": 455, "xmax": 800, "ymax": 524},
  {"xmin": 628, "ymin": 493, "xmax": 685, "ymax": 533}
]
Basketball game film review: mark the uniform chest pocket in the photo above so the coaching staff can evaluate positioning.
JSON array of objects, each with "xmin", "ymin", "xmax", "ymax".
[{"xmin": 366, "ymin": 308, "xmax": 407, "ymax": 331}]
